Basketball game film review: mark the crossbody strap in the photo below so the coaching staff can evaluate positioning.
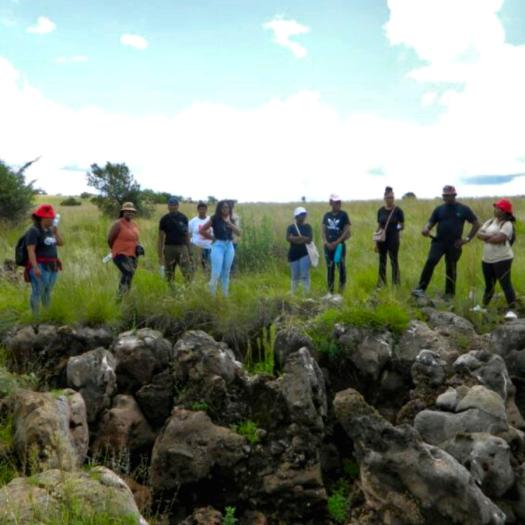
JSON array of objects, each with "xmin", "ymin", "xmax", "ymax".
[{"xmin": 383, "ymin": 206, "xmax": 396, "ymax": 230}]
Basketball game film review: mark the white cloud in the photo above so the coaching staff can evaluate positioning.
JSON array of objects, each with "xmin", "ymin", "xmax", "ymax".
[
  {"xmin": 1, "ymin": 0, "xmax": 525, "ymax": 202},
  {"xmin": 54, "ymin": 55, "xmax": 89, "ymax": 64},
  {"xmin": 263, "ymin": 16, "xmax": 310, "ymax": 59},
  {"xmin": 120, "ymin": 34, "xmax": 148, "ymax": 50},
  {"xmin": 26, "ymin": 16, "xmax": 56, "ymax": 34},
  {"xmin": 420, "ymin": 91, "xmax": 437, "ymax": 107}
]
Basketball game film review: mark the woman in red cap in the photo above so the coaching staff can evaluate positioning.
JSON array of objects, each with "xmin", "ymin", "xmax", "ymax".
[
  {"xmin": 25, "ymin": 204, "xmax": 64, "ymax": 314},
  {"xmin": 476, "ymin": 198, "xmax": 517, "ymax": 319}
]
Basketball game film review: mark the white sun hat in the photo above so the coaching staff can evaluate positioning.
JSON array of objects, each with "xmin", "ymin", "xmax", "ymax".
[{"xmin": 294, "ymin": 206, "xmax": 307, "ymax": 217}]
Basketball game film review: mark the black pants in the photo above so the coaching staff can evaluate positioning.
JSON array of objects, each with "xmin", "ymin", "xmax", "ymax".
[
  {"xmin": 378, "ymin": 237, "xmax": 400, "ymax": 285},
  {"xmin": 325, "ymin": 244, "xmax": 346, "ymax": 293},
  {"xmin": 482, "ymin": 259, "xmax": 516, "ymax": 308},
  {"xmin": 418, "ymin": 241, "xmax": 462, "ymax": 296},
  {"xmin": 113, "ymin": 255, "xmax": 137, "ymax": 295}
]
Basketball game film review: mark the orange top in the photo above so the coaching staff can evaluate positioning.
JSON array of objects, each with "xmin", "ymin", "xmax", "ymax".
[{"xmin": 111, "ymin": 219, "xmax": 139, "ymax": 258}]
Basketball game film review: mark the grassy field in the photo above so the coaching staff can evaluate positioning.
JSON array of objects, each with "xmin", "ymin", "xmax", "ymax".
[{"xmin": 0, "ymin": 195, "xmax": 523, "ymax": 344}]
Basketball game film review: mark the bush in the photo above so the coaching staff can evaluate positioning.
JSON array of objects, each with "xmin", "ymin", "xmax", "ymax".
[
  {"xmin": 0, "ymin": 159, "xmax": 35, "ymax": 223},
  {"xmin": 86, "ymin": 162, "xmax": 152, "ymax": 217},
  {"xmin": 80, "ymin": 192, "xmax": 93, "ymax": 199},
  {"xmin": 233, "ymin": 420, "xmax": 259, "ymax": 445},
  {"xmin": 60, "ymin": 197, "xmax": 82, "ymax": 206}
]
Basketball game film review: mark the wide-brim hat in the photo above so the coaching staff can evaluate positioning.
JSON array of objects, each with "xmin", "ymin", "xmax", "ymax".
[
  {"xmin": 121, "ymin": 202, "xmax": 137, "ymax": 212},
  {"xmin": 494, "ymin": 198, "xmax": 513, "ymax": 215},
  {"xmin": 33, "ymin": 204, "xmax": 56, "ymax": 219}
]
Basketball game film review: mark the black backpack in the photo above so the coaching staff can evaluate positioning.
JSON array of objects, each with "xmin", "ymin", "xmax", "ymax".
[
  {"xmin": 15, "ymin": 226, "xmax": 39, "ymax": 267},
  {"xmin": 510, "ymin": 223, "xmax": 516, "ymax": 246}
]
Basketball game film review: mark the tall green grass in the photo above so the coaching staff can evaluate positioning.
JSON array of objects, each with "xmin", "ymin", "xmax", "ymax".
[{"xmin": 0, "ymin": 196, "xmax": 523, "ymax": 340}]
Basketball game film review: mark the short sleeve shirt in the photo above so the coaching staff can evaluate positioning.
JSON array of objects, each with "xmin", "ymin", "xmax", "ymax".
[
  {"xmin": 429, "ymin": 203, "xmax": 477, "ymax": 243},
  {"xmin": 480, "ymin": 219, "xmax": 514, "ymax": 263},
  {"xmin": 188, "ymin": 216, "xmax": 212, "ymax": 249},
  {"xmin": 25, "ymin": 226, "xmax": 58, "ymax": 258},
  {"xmin": 159, "ymin": 212, "xmax": 189, "ymax": 245},
  {"xmin": 322, "ymin": 211, "xmax": 351, "ymax": 243},
  {"xmin": 287, "ymin": 223, "xmax": 313, "ymax": 262},
  {"xmin": 377, "ymin": 206, "xmax": 404, "ymax": 239}
]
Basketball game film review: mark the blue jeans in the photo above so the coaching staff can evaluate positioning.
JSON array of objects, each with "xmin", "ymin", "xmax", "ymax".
[
  {"xmin": 290, "ymin": 255, "xmax": 310, "ymax": 293},
  {"xmin": 29, "ymin": 264, "xmax": 58, "ymax": 314},
  {"xmin": 209, "ymin": 240, "xmax": 235, "ymax": 296}
]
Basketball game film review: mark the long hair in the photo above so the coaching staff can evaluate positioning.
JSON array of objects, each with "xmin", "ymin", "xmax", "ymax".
[{"xmin": 213, "ymin": 200, "xmax": 233, "ymax": 223}]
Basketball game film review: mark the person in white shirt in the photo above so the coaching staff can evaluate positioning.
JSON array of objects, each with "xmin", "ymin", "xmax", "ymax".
[
  {"xmin": 188, "ymin": 202, "xmax": 213, "ymax": 271},
  {"xmin": 476, "ymin": 198, "xmax": 517, "ymax": 319}
]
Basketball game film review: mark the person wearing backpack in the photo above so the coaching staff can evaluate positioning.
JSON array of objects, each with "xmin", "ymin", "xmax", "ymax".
[
  {"xmin": 476, "ymin": 198, "xmax": 518, "ymax": 320},
  {"xmin": 23, "ymin": 204, "xmax": 64, "ymax": 314},
  {"xmin": 287, "ymin": 207, "xmax": 313, "ymax": 293},
  {"xmin": 375, "ymin": 186, "xmax": 404, "ymax": 286}
]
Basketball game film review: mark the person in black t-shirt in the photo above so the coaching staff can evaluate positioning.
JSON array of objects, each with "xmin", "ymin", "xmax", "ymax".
[
  {"xmin": 412, "ymin": 185, "xmax": 480, "ymax": 298},
  {"xmin": 158, "ymin": 197, "xmax": 192, "ymax": 285},
  {"xmin": 24, "ymin": 204, "xmax": 64, "ymax": 314},
  {"xmin": 376, "ymin": 187, "xmax": 404, "ymax": 286},
  {"xmin": 322, "ymin": 194, "xmax": 351, "ymax": 294},
  {"xmin": 287, "ymin": 207, "xmax": 313, "ymax": 293}
]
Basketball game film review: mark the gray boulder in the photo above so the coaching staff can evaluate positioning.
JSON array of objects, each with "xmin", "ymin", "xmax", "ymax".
[
  {"xmin": 66, "ymin": 348, "xmax": 117, "ymax": 423},
  {"xmin": 11, "ymin": 389, "xmax": 88, "ymax": 472},
  {"xmin": 135, "ymin": 369, "xmax": 174, "ymax": 427},
  {"xmin": 349, "ymin": 332, "xmax": 393, "ymax": 381},
  {"xmin": 113, "ymin": 328, "xmax": 174, "ymax": 393},
  {"xmin": 334, "ymin": 388, "xmax": 505, "ymax": 525},
  {"xmin": 411, "ymin": 349, "xmax": 447, "ymax": 387},
  {"xmin": 150, "ymin": 408, "xmax": 246, "ymax": 491},
  {"xmin": 273, "ymin": 325, "xmax": 315, "ymax": 371},
  {"xmin": 443, "ymin": 433, "xmax": 514, "ymax": 498},
  {"xmin": 422, "ymin": 307, "xmax": 477, "ymax": 341},
  {"xmin": 0, "ymin": 467, "xmax": 148, "ymax": 525}
]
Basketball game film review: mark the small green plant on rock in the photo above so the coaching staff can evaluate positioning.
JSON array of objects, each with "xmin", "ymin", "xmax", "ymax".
[
  {"xmin": 233, "ymin": 420, "xmax": 259, "ymax": 445},
  {"xmin": 190, "ymin": 401, "xmax": 209, "ymax": 412},
  {"xmin": 222, "ymin": 506, "xmax": 237, "ymax": 525},
  {"xmin": 327, "ymin": 480, "xmax": 350, "ymax": 524}
]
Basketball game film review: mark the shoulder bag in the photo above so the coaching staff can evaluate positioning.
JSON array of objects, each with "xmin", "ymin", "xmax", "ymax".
[
  {"xmin": 373, "ymin": 207, "xmax": 396, "ymax": 243},
  {"xmin": 295, "ymin": 223, "xmax": 319, "ymax": 267}
]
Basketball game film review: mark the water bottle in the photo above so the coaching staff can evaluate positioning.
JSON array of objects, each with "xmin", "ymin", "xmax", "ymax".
[
  {"xmin": 160, "ymin": 265, "xmax": 165, "ymax": 278},
  {"xmin": 334, "ymin": 243, "xmax": 343, "ymax": 264},
  {"xmin": 102, "ymin": 253, "xmax": 113, "ymax": 264},
  {"xmin": 52, "ymin": 214, "xmax": 61, "ymax": 228}
]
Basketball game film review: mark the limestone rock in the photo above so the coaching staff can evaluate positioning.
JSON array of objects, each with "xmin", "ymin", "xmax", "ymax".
[
  {"xmin": 66, "ymin": 347, "xmax": 117, "ymax": 423},
  {"xmin": 11, "ymin": 389, "xmax": 88, "ymax": 472},
  {"xmin": 0, "ymin": 467, "xmax": 148, "ymax": 525}
]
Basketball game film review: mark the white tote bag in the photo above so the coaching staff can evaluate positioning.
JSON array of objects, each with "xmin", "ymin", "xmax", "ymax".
[{"xmin": 295, "ymin": 224, "xmax": 320, "ymax": 268}]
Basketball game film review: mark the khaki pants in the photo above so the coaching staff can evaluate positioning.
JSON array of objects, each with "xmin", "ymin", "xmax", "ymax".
[
  {"xmin": 192, "ymin": 245, "xmax": 211, "ymax": 273},
  {"xmin": 164, "ymin": 245, "xmax": 192, "ymax": 283}
]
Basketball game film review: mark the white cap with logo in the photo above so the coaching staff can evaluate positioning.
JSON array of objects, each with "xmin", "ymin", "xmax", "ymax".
[{"xmin": 294, "ymin": 206, "xmax": 307, "ymax": 217}]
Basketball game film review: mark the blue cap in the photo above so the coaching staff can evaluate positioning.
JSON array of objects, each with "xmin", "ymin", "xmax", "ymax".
[{"xmin": 168, "ymin": 196, "xmax": 179, "ymax": 205}]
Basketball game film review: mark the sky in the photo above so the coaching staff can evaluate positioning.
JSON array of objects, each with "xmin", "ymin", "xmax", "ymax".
[{"xmin": 0, "ymin": 0, "xmax": 524, "ymax": 202}]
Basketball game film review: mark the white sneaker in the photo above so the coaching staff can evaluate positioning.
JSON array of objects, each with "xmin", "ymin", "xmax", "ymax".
[
  {"xmin": 470, "ymin": 304, "xmax": 487, "ymax": 313},
  {"xmin": 505, "ymin": 311, "xmax": 518, "ymax": 321}
]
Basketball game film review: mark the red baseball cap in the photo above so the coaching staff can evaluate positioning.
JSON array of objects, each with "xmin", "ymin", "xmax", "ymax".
[
  {"xmin": 442, "ymin": 185, "xmax": 457, "ymax": 196},
  {"xmin": 33, "ymin": 204, "xmax": 56, "ymax": 219},
  {"xmin": 494, "ymin": 198, "xmax": 513, "ymax": 214}
]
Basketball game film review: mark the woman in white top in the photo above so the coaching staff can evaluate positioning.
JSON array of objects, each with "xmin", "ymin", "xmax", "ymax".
[{"xmin": 476, "ymin": 198, "xmax": 517, "ymax": 318}]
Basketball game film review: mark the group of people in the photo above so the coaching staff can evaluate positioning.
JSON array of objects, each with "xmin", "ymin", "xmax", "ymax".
[{"xmin": 20, "ymin": 185, "xmax": 519, "ymax": 319}]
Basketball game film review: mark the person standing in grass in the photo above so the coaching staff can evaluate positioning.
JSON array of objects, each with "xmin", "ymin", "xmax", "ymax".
[
  {"xmin": 476, "ymin": 198, "xmax": 518, "ymax": 320},
  {"xmin": 108, "ymin": 202, "xmax": 140, "ymax": 296},
  {"xmin": 25, "ymin": 204, "xmax": 64, "ymax": 314},
  {"xmin": 322, "ymin": 194, "xmax": 351, "ymax": 294},
  {"xmin": 200, "ymin": 200, "xmax": 241, "ymax": 296},
  {"xmin": 158, "ymin": 196, "xmax": 192, "ymax": 286},
  {"xmin": 229, "ymin": 200, "xmax": 241, "ymax": 274},
  {"xmin": 188, "ymin": 201, "xmax": 212, "ymax": 272},
  {"xmin": 287, "ymin": 207, "xmax": 313, "ymax": 293},
  {"xmin": 412, "ymin": 185, "xmax": 480, "ymax": 299},
  {"xmin": 376, "ymin": 186, "xmax": 404, "ymax": 286}
]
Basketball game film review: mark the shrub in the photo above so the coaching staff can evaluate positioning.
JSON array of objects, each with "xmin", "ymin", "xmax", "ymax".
[
  {"xmin": 233, "ymin": 420, "xmax": 259, "ymax": 445},
  {"xmin": 86, "ymin": 162, "xmax": 152, "ymax": 217},
  {"xmin": 327, "ymin": 482, "xmax": 350, "ymax": 524},
  {"xmin": 60, "ymin": 196, "xmax": 82, "ymax": 206},
  {"xmin": 0, "ymin": 159, "xmax": 35, "ymax": 223}
]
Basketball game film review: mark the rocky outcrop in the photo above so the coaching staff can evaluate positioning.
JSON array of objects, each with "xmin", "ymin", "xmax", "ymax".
[
  {"xmin": 93, "ymin": 394, "xmax": 155, "ymax": 455},
  {"xmin": 150, "ymin": 408, "xmax": 246, "ymax": 490},
  {"xmin": 66, "ymin": 347, "xmax": 117, "ymax": 423},
  {"xmin": 113, "ymin": 328, "xmax": 174, "ymax": 393},
  {"xmin": 334, "ymin": 388, "xmax": 506, "ymax": 524},
  {"xmin": 0, "ymin": 467, "xmax": 148, "ymax": 525},
  {"xmin": 11, "ymin": 389, "xmax": 88, "ymax": 472}
]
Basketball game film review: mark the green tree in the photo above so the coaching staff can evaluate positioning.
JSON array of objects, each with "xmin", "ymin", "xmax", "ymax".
[
  {"xmin": 86, "ymin": 162, "xmax": 151, "ymax": 217},
  {"xmin": 0, "ymin": 159, "xmax": 36, "ymax": 223},
  {"xmin": 207, "ymin": 195, "xmax": 218, "ymax": 205}
]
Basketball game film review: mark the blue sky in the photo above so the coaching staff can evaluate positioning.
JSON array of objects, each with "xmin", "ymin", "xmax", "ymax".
[{"xmin": 1, "ymin": 0, "xmax": 525, "ymax": 200}]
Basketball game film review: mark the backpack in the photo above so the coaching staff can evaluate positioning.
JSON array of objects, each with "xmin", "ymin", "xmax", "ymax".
[
  {"xmin": 15, "ymin": 226, "xmax": 38, "ymax": 267},
  {"xmin": 510, "ymin": 223, "xmax": 516, "ymax": 246}
]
